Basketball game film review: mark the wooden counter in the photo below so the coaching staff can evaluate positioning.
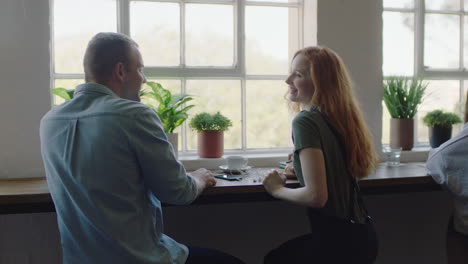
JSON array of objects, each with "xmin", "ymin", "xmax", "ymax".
[{"xmin": 0, "ymin": 162, "xmax": 439, "ymax": 214}]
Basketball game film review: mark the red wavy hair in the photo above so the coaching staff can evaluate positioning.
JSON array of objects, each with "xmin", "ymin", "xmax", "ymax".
[{"xmin": 289, "ymin": 46, "xmax": 378, "ymax": 179}]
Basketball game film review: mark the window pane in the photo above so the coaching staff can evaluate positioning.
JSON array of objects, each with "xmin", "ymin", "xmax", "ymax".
[
  {"xmin": 418, "ymin": 80, "xmax": 461, "ymax": 143},
  {"xmin": 130, "ymin": 2, "xmax": 179, "ymax": 66},
  {"xmin": 53, "ymin": 79, "xmax": 84, "ymax": 105},
  {"xmin": 426, "ymin": 0, "xmax": 460, "ymax": 10},
  {"xmin": 186, "ymin": 80, "xmax": 241, "ymax": 150},
  {"xmin": 383, "ymin": 0, "xmax": 414, "ymax": 9},
  {"xmin": 383, "ymin": 12, "xmax": 414, "ymax": 76},
  {"xmin": 186, "ymin": 4, "xmax": 234, "ymax": 66},
  {"xmin": 54, "ymin": 0, "xmax": 117, "ymax": 74},
  {"xmin": 246, "ymin": 6, "xmax": 298, "ymax": 75},
  {"xmin": 425, "ymin": 14, "xmax": 460, "ymax": 69},
  {"xmin": 246, "ymin": 81, "xmax": 291, "ymax": 148}
]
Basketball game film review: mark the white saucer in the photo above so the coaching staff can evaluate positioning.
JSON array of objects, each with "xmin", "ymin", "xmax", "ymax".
[{"xmin": 219, "ymin": 165, "xmax": 252, "ymax": 174}]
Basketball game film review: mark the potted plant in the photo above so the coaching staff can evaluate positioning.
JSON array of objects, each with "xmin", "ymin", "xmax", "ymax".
[
  {"xmin": 51, "ymin": 87, "xmax": 74, "ymax": 101},
  {"xmin": 423, "ymin": 110, "xmax": 462, "ymax": 148},
  {"xmin": 189, "ymin": 112, "xmax": 232, "ymax": 158},
  {"xmin": 383, "ymin": 76, "xmax": 427, "ymax": 150},
  {"xmin": 141, "ymin": 81, "xmax": 195, "ymax": 157}
]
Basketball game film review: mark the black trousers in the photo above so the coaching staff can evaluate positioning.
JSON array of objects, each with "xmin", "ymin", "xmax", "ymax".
[
  {"xmin": 446, "ymin": 216, "xmax": 468, "ymax": 264},
  {"xmin": 264, "ymin": 214, "xmax": 378, "ymax": 264},
  {"xmin": 186, "ymin": 246, "xmax": 245, "ymax": 264}
]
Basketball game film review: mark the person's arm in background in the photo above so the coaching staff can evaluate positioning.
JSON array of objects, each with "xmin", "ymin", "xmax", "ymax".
[
  {"xmin": 426, "ymin": 137, "xmax": 468, "ymax": 199},
  {"xmin": 263, "ymin": 147, "xmax": 328, "ymax": 208},
  {"xmin": 129, "ymin": 107, "xmax": 215, "ymax": 205},
  {"xmin": 426, "ymin": 147, "xmax": 448, "ymax": 186}
]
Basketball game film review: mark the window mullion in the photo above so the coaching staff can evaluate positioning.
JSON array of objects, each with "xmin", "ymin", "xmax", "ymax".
[
  {"xmin": 50, "ymin": 0, "xmax": 56, "ymax": 97},
  {"xmin": 117, "ymin": 0, "xmax": 130, "ymax": 35},
  {"xmin": 180, "ymin": 1, "xmax": 186, "ymax": 66},
  {"xmin": 460, "ymin": 80, "xmax": 464, "ymax": 117},
  {"xmin": 415, "ymin": 0, "xmax": 424, "ymax": 77},
  {"xmin": 420, "ymin": 70, "xmax": 468, "ymax": 79},
  {"xmin": 460, "ymin": 4, "xmax": 464, "ymax": 70},
  {"xmin": 237, "ymin": 0, "xmax": 245, "ymax": 76},
  {"xmin": 241, "ymin": 79, "xmax": 247, "ymax": 151},
  {"xmin": 239, "ymin": 0, "xmax": 246, "ymax": 150},
  {"xmin": 182, "ymin": 78, "xmax": 187, "ymax": 152}
]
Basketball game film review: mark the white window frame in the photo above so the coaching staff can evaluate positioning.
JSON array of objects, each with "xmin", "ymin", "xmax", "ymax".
[
  {"xmin": 51, "ymin": 0, "xmax": 317, "ymax": 157},
  {"xmin": 383, "ymin": 0, "xmax": 467, "ymax": 146}
]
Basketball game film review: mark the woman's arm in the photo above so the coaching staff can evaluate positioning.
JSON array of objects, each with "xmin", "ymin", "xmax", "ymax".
[{"xmin": 263, "ymin": 147, "xmax": 328, "ymax": 208}]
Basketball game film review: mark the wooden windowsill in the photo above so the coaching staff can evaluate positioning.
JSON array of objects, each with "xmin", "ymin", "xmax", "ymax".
[{"xmin": 0, "ymin": 162, "xmax": 438, "ymax": 214}]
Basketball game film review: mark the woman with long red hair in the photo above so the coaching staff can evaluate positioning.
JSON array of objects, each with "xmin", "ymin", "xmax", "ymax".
[{"xmin": 263, "ymin": 46, "xmax": 379, "ymax": 263}]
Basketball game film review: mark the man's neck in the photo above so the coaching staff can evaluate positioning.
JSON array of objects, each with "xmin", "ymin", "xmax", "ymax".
[{"xmin": 89, "ymin": 80, "xmax": 121, "ymax": 98}]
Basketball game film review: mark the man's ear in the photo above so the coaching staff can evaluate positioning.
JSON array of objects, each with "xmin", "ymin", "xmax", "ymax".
[{"xmin": 114, "ymin": 62, "xmax": 126, "ymax": 82}]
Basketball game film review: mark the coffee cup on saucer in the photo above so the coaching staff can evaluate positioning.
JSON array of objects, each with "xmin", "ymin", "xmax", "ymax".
[{"xmin": 226, "ymin": 156, "xmax": 248, "ymax": 170}]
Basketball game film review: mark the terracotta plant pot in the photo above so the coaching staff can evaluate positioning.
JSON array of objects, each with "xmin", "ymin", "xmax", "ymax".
[
  {"xmin": 198, "ymin": 130, "xmax": 224, "ymax": 158},
  {"xmin": 429, "ymin": 125, "xmax": 452, "ymax": 148},
  {"xmin": 166, "ymin": 133, "xmax": 179, "ymax": 158},
  {"xmin": 390, "ymin": 118, "xmax": 414, "ymax": 151}
]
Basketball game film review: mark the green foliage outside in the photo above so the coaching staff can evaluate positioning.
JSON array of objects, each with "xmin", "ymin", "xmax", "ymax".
[
  {"xmin": 383, "ymin": 76, "xmax": 427, "ymax": 119},
  {"xmin": 51, "ymin": 87, "xmax": 74, "ymax": 101},
  {"xmin": 189, "ymin": 112, "xmax": 232, "ymax": 132},
  {"xmin": 142, "ymin": 81, "xmax": 195, "ymax": 133},
  {"xmin": 422, "ymin": 109, "xmax": 462, "ymax": 128}
]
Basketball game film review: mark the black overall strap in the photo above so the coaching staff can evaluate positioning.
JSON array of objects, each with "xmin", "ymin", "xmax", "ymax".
[{"xmin": 318, "ymin": 111, "xmax": 370, "ymax": 220}]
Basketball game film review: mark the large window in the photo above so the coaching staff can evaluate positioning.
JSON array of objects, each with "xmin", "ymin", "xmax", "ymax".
[
  {"xmin": 52, "ymin": 0, "xmax": 312, "ymax": 154},
  {"xmin": 383, "ymin": 0, "xmax": 467, "ymax": 146}
]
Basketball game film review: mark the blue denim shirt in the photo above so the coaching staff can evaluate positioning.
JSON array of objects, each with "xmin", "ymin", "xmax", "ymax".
[
  {"xmin": 426, "ymin": 123, "xmax": 468, "ymax": 235},
  {"xmin": 40, "ymin": 83, "xmax": 197, "ymax": 264}
]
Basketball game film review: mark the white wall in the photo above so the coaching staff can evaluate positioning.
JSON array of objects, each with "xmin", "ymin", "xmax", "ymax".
[
  {"xmin": 317, "ymin": 0, "xmax": 383, "ymax": 152},
  {"xmin": 0, "ymin": 0, "xmax": 50, "ymax": 179}
]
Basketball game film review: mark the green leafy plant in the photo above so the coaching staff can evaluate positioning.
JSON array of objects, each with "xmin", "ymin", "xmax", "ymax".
[
  {"xmin": 189, "ymin": 112, "xmax": 232, "ymax": 132},
  {"xmin": 423, "ymin": 110, "xmax": 462, "ymax": 128},
  {"xmin": 51, "ymin": 88, "xmax": 74, "ymax": 101},
  {"xmin": 383, "ymin": 76, "xmax": 427, "ymax": 119},
  {"xmin": 141, "ymin": 81, "xmax": 195, "ymax": 133}
]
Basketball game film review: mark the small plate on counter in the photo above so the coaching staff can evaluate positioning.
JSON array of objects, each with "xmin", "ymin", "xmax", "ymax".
[{"xmin": 219, "ymin": 165, "xmax": 252, "ymax": 174}]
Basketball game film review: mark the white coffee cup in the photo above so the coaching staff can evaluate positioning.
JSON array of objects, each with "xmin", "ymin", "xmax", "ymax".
[{"xmin": 226, "ymin": 156, "xmax": 248, "ymax": 170}]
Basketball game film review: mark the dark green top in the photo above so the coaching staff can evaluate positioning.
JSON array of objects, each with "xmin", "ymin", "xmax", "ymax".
[{"xmin": 292, "ymin": 105, "xmax": 366, "ymax": 223}]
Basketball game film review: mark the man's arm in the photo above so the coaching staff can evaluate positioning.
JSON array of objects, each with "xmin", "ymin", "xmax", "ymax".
[{"xmin": 129, "ymin": 107, "xmax": 214, "ymax": 205}]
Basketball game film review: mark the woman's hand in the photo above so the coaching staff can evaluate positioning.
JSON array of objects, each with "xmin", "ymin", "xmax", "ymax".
[
  {"xmin": 284, "ymin": 163, "xmax": 295, "ymax": 176},
  {"xmin": 263, "ymin": 170, "xmax": 287, "ymax": 196}
]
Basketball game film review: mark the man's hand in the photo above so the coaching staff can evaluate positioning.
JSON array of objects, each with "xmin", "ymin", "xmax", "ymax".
[
  {"xmin": 190, "ymin": 168, "xmax": 216, "ymax": 195},
  {"xmin": 263, "ymin": 169, "xmax": 287, "ymax": 197}
]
